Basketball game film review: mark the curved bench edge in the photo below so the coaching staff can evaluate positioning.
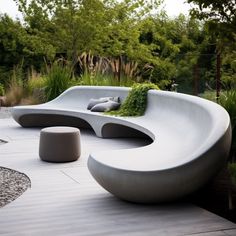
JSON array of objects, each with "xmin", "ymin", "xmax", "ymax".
[
  {"xmin": 11, "ymin": 86, "xmax": 232, "ymax": 203},
  {"xmin": 87, "ymin": 124, "xmax": 231, "ymax": 203}
]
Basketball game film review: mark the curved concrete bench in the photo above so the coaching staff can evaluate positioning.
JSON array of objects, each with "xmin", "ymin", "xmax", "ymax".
[{"xmin": 12, "ymin": 86, "xmax": 232, "ymax": 203}]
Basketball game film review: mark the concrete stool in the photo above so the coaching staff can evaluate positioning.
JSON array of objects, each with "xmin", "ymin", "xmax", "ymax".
[{"xmin": 39, "ymin": 126, "xmax": 81, "ymax": 162}]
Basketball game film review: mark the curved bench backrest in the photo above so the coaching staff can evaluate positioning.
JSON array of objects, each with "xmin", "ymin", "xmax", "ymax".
[
  {"xmin": 144, "ymin": 90, "xmax": 230, "ymax": 164},
  {"xmin": 48, "ymin": 86, "xmax": 130, "ymax": 109},
  {"xmin": 11, "ymin": 85, "xmax": 231, "ymax": 203},
  {"xmin": 47, "ymin": 86, "xmax": 230, "ymax": 163}
]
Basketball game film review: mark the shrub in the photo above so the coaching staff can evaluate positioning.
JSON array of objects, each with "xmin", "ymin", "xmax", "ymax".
[
  {"xmin": 219, "ymin": 90, "xmax": 236, "ymax": 162},
  {"xmin": 5, "ymin": 80, "xmax": 43, "ymax": 106},
  {"xmin": 0, "ymin": 67, "xmax": 12, "ymax": 87},
  {"xmin": 44, "ymin": 61, "xmax": 72, "ymax": 101},
  {"xmin": 5, "ymin": 79, "xmax": 24, "ymax": 106},
  {"xmin": 108, "ymin": 83, "xmax": 160, "ymax": 117},
  {"xmin": 0, "ymin": 83, "xmax": 5, "ymax": 96},
  {"xmin": 27, "ymin": 72, "xmax": 46, "ymax": 103},
  {"xmin": 199, "ymin": 90, "xmax": 217, "ymax": 102},
  {"xmin": 4, "ymin": 64, "xmax": 24, "ymax": 106},
  {"xmin": 78, "ymin": 72, "xmax": 134, "ymax": 87},
  {"xmin": 20, "ymin": 96, "xmax": 40, "ymax": 105},
  {"xmin": 149, "ymin": 60, "xmax": 176, "ymax": 87},
  {"xmin": 27, "ymin": 70, "xmax": 46, "ymax": 93}
]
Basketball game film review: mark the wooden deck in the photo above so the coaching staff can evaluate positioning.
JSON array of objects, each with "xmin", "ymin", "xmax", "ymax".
[{"xmin": 0, "ymin": 118, "xmax": 236, "ymax": 236}]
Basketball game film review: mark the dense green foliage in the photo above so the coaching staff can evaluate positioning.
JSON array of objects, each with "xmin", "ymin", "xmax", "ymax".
[
  {"xmin": 188, "ymin": 0, "xmax": 236, "ymax": 91},
  {"xmin": 0, "ymin": 0, "xmax": 234, "ymax": 104},
  {"xmin": 108, "ymin": 83, "xmax": 159, "ymax": 116},
  {"xmin": 187, "ymin": 0, "xmax": 236, "ymax": 40},
  {"xmin": 13, "ymin": 0, "xmax": 160, "ymax": 63},
  {"xmin": 219, "ymin": 90, "xmax": 236, "ymax": 162},
  {"xmin": 78, "ymin": 72, "xmax": 134, "ymax": 87},
  {"xmin": 0, "ymin": 83, "xmax": 4, "ymax": 96},
  {"xmin": 44, "ymin": 62, "xmax": 73, "ymax": 101}
]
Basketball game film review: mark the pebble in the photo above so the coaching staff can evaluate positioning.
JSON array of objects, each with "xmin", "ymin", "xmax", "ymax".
[
  {"xmin": 0, "ymin": 110, "xmax": 31, "ymax": 207},
  {"xmin": 0, "ymin": 167, "xmax": 31, "ymax": 208}
]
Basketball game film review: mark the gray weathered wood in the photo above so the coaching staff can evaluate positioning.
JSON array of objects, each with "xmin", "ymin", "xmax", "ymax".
[{"xmin": 0, "ymin": 118, "xmax": 235, "ymax": 236}]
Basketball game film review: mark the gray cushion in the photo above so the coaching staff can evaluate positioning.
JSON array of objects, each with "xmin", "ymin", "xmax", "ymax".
[
  {"xmin": 87, "ymin": 97, "xmax": 120, "ymax": 110},
  {"xmin": 91, "ymin": 100, "xmax": 121, "ymax": 112}
]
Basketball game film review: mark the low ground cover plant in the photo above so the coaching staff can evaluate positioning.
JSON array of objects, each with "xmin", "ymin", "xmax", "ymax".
[{"xmin": 108, "ymin": 83, "xmax": 159, "ymax": 116}]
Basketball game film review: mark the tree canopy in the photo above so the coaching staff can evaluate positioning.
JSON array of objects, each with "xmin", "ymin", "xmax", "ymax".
[
  {"xmin": 13, "ymin": 0, "xmax": 162, "ymax": 62},
  {"xmin": 187, "ymin": 0, "xmax": 236, "ymax": 41},
  {"xmin": 0, "ymin": 0, "xmax": 234, "ymax": 94}
]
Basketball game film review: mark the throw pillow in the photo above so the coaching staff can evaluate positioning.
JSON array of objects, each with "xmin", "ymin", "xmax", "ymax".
[
  {"xmin": 87, "ymin": 96, "xmax": 119, "ymax": 110},
  {"xmin": 91, "ymin": 100, "xmax": 121, "ymax": 112}
]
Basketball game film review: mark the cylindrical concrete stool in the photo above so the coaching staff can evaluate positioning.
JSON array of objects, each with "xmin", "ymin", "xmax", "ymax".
[{"xmin": 39, "ymin": 126, "xmax": 81, "ymax": 162}]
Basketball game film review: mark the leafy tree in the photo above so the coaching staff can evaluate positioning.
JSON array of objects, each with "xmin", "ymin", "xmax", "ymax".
[
  {"xmin": 187, "ymin": 0, "xmax": 236, "ymax": 39},
  {"xmin": 0, "ymin": 14, "xmax": 55, "ymax": 86},
  {"xmin": 188, "ymin": 0, "xmax": 236, "ymax": 90},
  {"xmin": 5, "ymin": 0, "xmax": 231, "ymax": 94},
  {"xmin": 0, "ymin": 15, "xmax": 25, "ymax": 68},
  {"xmin": 14, "ymin": 0, "xmax": 161, "ymax": 64},
  {"xmin": 52, "ymin": 0, "xmax": 111, "ymax": 63},
  {"xmin": 187, "ymin": 0, "xmax": 236, "ymax": 55},
  {"xmin": 138, "ymin": 13, "xmax": 210, "ymax": 92}
]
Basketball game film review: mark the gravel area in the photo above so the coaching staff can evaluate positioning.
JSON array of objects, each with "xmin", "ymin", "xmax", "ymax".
[
  {"xmin": 0, "ymin": 107, "xmax": 10, "ymax": 144},
  {"xmin": 0, "ymin": 108, "xmax": 31, "ymax": 207},
  {"xmin": 0, "ymin": 167, "xmax": 31, "ymax": 208}
]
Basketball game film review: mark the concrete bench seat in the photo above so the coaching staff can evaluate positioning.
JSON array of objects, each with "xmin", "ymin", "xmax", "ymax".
[{"xmin": 12, "ymin": 86, "xmax": 231, "ymax": 203}]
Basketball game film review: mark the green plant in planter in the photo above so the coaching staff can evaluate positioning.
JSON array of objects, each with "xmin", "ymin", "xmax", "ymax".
[{"xmin": 108, "ymin": 83, "xmax": 160, "ymax": 117}]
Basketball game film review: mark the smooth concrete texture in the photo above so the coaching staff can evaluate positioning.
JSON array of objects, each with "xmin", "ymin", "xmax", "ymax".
[
  {"xmin": 0, "ymin": 118, "xmax": 236, "ymax": 236},
  {"xmin": 39, "ymin": 126, "xmax": 81, "ymax": 162},
  {"xmin": 11, "ymin": 86, "xmax": 232, "ymax": 203}
]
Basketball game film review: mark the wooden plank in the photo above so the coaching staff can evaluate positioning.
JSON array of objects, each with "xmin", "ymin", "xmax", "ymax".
[{"xmin": 0, "ymin": 118, "xmax": 236, "ymax": 236}]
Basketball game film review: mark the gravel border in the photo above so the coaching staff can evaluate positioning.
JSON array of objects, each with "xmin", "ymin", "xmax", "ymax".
[
  {"xmin": 0, "ymin": 167, "xmax": 31, "ymax": 208},
  {"xmin": 0, "ymin": 107, "xmax": 31, "ymax": 207}
]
